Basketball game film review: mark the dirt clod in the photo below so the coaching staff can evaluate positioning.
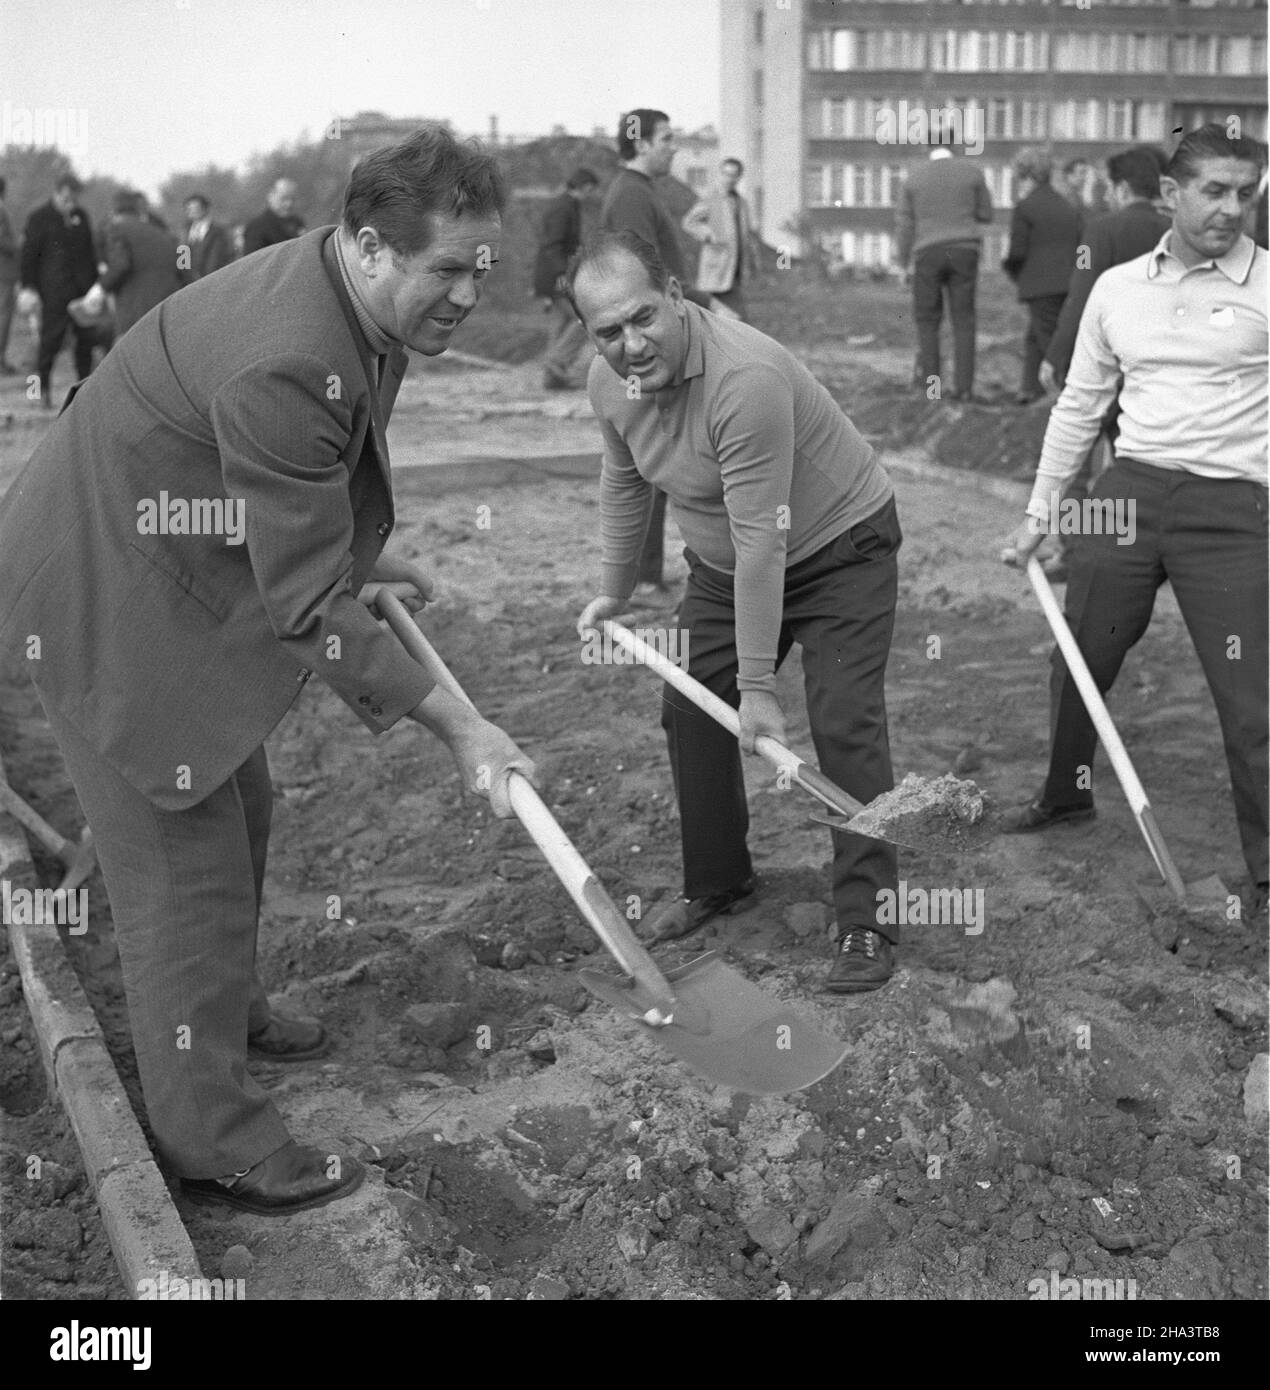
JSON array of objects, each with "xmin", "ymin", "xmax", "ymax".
[{"xmin": 847, "ymin": 772, "xmax": 989, "ymax": 848}]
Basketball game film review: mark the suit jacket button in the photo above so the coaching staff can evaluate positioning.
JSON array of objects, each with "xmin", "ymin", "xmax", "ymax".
[
  {"xmin": 297, "ymin": 667, "xmax": 311, "ymax": 682},
  {"xmin": 377, "ymin": 522, "xmax": 391, "ymax": 536},
  {"xmin": 358, "ymin": 695, "xmax": 370, "ymax": 705},
  {"xmin": 371, "ymin": 705, "xmax": 383, "ymax": 716}
]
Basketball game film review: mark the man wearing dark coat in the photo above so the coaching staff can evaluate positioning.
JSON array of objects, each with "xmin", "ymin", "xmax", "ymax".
[
  {"xmin": 534, "ymin": 166, "xmax": 598, "ymax": 389},
  {"xmin": 1003, "ymin": 149, "xmax": 1083, "ymax": 404},
  {"xmin": 242, "ymin": 177, "xmax": 304, "ymax": 256},
  {"xmin": 100, "ymin": 190, "xmax": 189, "ymax": 338},
  {"xmin": 18, "ymin": 174, "xmax": 99, "ymax": 406},
  {"xmin": 0, "ymin": 128, "xmax": 532, "ymax": 1217},
  {"xmin": 183, "ymin": 193, "xmax": 234, "ymax": 279}
]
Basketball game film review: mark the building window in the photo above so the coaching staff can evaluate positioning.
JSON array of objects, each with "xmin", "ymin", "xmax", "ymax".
[
  {"xmin": 754, "ymin": 68, "xmax": 763, "ymax": 108},
  {"xmin": 987, "ymin": 98, "xmax": 1012, "ymax": 139},
  {"xmin": 1135, "ymin": 102, "xmax": 1166, "ymax": 140},
  {"xmin": 1107, "ymin": 99, "xmax": 1134, "ymax": 140},
  {"xmin": 1172, "ymin": 34, "xmax": 1220, "ymax": 74},
  {"xmin": 832, "ymin": 29, "xmax": 857, "ymax": 71},
  {"xmin": 1020, "ymin": 101, "xmax": 1048, "ymax": 138},
  {"xmin": 807, "ymin": 30, "xmax": 831, "ymax": 71},
  {"xmin": 754, "ymin": 5, "xmax": 763, "ymax": 45},
  {"xmin": 805, "ymin": 165, "xmax": 827, "ymax": 207}
]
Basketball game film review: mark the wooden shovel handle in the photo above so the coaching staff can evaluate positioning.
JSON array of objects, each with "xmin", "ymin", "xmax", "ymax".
[
  {"xmin": 377, "ymin": 593, "xmax": 676, "ymax": 1014},
  {"xmin": 604, "ymin": 620, "xmax": 867, "ymax": 818},
  {"xmin": 1026, "ymin": 556, "xmax": 1186, "ymax": 903}
]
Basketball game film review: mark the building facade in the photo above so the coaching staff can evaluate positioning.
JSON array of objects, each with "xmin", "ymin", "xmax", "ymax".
[{"xmin": 721, "ymin": 0, "xmax": 1267, "ymax": 269}]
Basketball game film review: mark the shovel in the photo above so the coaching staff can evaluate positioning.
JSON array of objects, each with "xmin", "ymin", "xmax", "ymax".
[
  {"xmin": 378, "ymin": 592, "xmax": 848, "ymax": 1096},
  {"xmin": 603, "ymin": 620, "xmax": 965, "ymax": 854},
  {"xmin": 1027, "ymin": 556, "xmax": 1187, "ymax": 904},
  {"xmin": 0, "ymin": 781, "xmax": 97, "ymax": 891}
]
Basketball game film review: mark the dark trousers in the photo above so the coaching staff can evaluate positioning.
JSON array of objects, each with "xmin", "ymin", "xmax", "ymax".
[
  {"xmin": 40, "ymin": 698, "xmax": 289, "ymax": 1178},
  {"xmin": 662, "ymin": 497, "xmax": 902, "ymax": 937},
  {"xmin": 1021, "ymin": 294, "xmax": 1066, "ymax": 396},
  {"xmin": 912, "ymin": 242, "xmax": 979, "ymax": 396},
  {"xmin": 1043, "ymin": 459, "xmax": 1269, "ymax": 887},
  {"xmin": 0, "ymin": 278, "xmax": 15, "ymax": 364},
  {"xmin": 36, "ymin": 296, "xmax": 96, "ymax": 398},
  {"xmin": 638, "ymin": 488, "xmax": 669, "ymax": 586}
]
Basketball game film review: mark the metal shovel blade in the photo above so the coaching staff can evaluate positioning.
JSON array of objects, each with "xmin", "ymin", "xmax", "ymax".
[{"xmin": 579, "ymin": 952, "xmax": 849, "ymax": 1096}]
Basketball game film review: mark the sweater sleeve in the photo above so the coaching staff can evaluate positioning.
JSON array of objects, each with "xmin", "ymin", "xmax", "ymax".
[
  {"xmin": 593, "ymin": 377, "xmax": 653, "ymax": 600},
  {"xmin": 712, "ymin": 363, "xmax": 795, "ymax": 695},
  {"xmin": 1028, "ymin": 278, "xmax": 1123, "ymax": 517}
]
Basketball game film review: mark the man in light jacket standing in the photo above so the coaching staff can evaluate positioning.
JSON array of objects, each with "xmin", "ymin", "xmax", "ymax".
[{"xmin": 683, "ymin": 157, "xmax": 758, "ymax": 321}]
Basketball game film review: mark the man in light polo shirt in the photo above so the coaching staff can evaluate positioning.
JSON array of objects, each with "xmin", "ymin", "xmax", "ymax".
[
  {"xmin": 573, "ymin": 230, "xmax": 903, "ymax": 993},
  {"xmin": 1002, "ymin": 125, "xmax": 1267, "ymax": 918}
]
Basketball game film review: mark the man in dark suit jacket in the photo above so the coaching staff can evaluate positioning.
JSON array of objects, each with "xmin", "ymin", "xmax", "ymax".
[
  {"xmin": 0, "ymin": 127, "xmax": 532, "ymax": 1216},
  {"xmin": 18, "ymin": 173, "xmax": 99, "ymax": 406},
  {"xmin": 1043, "ymin": 148, "xmax": 1173, "ymax": 389},
  {"xmin": 242, "ymin": 177, "xmax": 304, "ymax": 255},
  {"xmin": 1003, "ymin": 149, "xmax": 1083, "ymax": 404},
  {"xmin": 182, "ymin": 192, "xmax": 234, "ymax": 279},
  {"xmin": 100, "ymin": 190, "xmax": 189, "ymax": 338},
  {"xmin": 535, "ymin": 166, "xmax": 598, "ymax": 389}
]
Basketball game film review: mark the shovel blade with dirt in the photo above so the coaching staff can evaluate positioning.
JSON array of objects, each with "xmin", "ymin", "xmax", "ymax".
[{"xmin": 378, "ymin": 592, "xmax": 848, "ymax": 1097}]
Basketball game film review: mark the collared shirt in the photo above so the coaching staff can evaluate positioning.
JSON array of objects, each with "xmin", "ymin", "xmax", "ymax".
[
  {"xmin": 187, "ymin": 216, "xmax": 210, "ymax": 244},
  {"xmin": 589, "ymin": 303, "xmax": 892, "ymax": 693},
  {"xmin": 332, "ymin": 231, "xmax": 397, "ymax": 362},
  {"xmin": 1029, "ymin": 231, "xmax": 1267, "ymax": 516}
]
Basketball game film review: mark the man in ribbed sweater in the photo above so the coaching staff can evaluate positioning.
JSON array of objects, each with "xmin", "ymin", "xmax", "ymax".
[
  {"xmin": 894, "ymin": 149, "xmax": 994, "ymax": 401},
  {"xmin": 574, "ymin": 231, "xmax": 903, "ymax": 993}
]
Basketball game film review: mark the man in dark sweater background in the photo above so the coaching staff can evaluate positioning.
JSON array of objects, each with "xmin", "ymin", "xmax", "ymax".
[
  {"xmin": 600, "ymin": 108, "xmax": 711, "ymax": 593},
  {"xmin": 894, "ymin": 148, "xmax": 994, "ymax": 403}
]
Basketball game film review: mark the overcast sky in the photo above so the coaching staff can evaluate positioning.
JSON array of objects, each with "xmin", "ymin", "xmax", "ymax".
[{"xmin": 3, "ymin": 0, "xmax": 722, "ymax": 194}]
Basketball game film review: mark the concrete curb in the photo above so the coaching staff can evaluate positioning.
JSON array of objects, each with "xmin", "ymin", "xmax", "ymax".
[{"xmin": 0, "ymin": 748, "xmax": 203, "ymax": 1297}]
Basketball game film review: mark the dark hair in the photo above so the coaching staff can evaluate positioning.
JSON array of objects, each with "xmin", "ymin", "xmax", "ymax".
[
  {"xmin": 113, "ymin": 189, "xmax": 144, "ymax": 216},
  {"xmin": 185, "ymin": 192, "xmax": 210, "ymax": 211},
  {"xmin": 54, "ymin": 173, "xmax": 82, "ymax": 195},
  {"xmin": 565, "ymin": 229, "xmax": 670, "ymax": 315},
  {"xmin": 1106, "ymin": 148, "xmax": 1161, "ymax": 201},
  {"xmin": 566, "ymin": 166, "xmax": 599, "ymax": 191},
  {"xmin": 341, "ymin": 124, "xmax": 506, "ymax": 257},
  {"xmin": 1014, "ymin": 147, "xmax": 1052, "ymax": 185},
  {"xmin": 1062, "ymin": 157, "xmax": 1089, "ymax": 176},
  {"xmin": 721, "ymin": 157, "xmax": 744, "ymax": 175},
  {"xmin": 617, "ymin": 109, "xmax": 669, "ymax": 162},
  {"xmin": 1166, "ymin": 123, "xmax": 1267, "ymax": 185}
]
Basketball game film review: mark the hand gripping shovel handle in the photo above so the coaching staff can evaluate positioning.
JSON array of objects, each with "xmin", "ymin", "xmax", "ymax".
[
  {"xmin": 377, "ymin": 592, "xmax": 677, "ymax": 1020},
  {"xmin": 1026, "ymin": 556, "xmax": 1186, "ymax": 904},
  {"xmin": 603, "ymin": 620, "xmax": 867, "ymax": 820}
]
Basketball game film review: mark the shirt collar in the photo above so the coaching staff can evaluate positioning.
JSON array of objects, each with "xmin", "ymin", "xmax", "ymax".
[
  {"xmin": 668, "ymin": 301, "xmax": 707, "ymax": 388},
  {"xmin": 1147, "ymin": 229, "xmax": 1256, "ymax": 284},
  {"xmin": 333, "ymin": 232, "xmax": 397, "ymax": 357}
]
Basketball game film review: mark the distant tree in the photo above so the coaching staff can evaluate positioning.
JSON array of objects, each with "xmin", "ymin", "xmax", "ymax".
[{"xmin": 0, "ymin": 144, "xmax": 77, "ymax": 221}]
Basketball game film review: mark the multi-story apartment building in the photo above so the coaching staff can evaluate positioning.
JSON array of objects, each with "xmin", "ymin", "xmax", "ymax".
[{"xmin": 721, "ymin": 0, "xmax": 1267, "ymax": 269}]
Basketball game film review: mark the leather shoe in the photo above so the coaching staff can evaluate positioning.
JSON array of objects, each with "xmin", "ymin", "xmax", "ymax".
[
  {"xmin": 641, "ymin": 875, "xmax": 758, "ymax": 943},
  {"xmin": 825, "ymin": 929, "xmax": 894, "ymax": 993},
  {"xmin": 247, "ymin": 1013, "xmax": 330, "ymax": 1062},
  {"xmin": 1001, "ymin": 798, "xmax": 1095, "ymax": 833},
  {"xmin": 182, "ymin": 1140, "xmax": 364, "ymax": 1216}
]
